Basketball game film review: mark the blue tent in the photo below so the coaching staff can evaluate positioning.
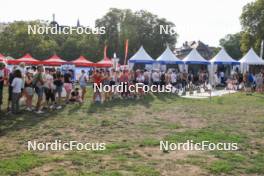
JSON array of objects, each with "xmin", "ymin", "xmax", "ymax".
[
  {"xmin": 183, "ymin": 48, "xmax": 209, "ymax": 65},
  {"xmin": 210, "ymin": 48, "xmax": 239, "ymax": 65},
  {"xmin": 156, "ymin": 46, "xmax": 183, "ymax": 64},
  {"xmin": 128, "ymin": 46, "xmax": 155, "ymax": 64}
]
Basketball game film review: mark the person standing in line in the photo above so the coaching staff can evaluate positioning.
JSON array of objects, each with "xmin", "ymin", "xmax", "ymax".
[
  {"xmin": 79, "ymin": 70, "xmax": 88, "ymax": 102},
  {"xmin": 119, "ymin": 70, "xmax": 129, "ymax": 98},
  {"xmin": 170, "ymin": 71, "xmax": 177, "ymax": 87},
  {"xmin": 11, "ymin": 69, "xmax": 24, "ymax": 114},
  {"xmin": 53, "ymin": 70, "xmax": 63, "ymax": 109},
  {"xmin": 7, "ymin": 66, "xmax": 17, "ymax": 112},
  {"xmin": 102, "ymin": 70, "xmax": 111, "ymax": 102},
  {"xmin": 0, "ymin": 63, "xmax": 5, "ymax": 112},
  {"xmin": 24, "ymin": 71, "xmax": 34, "ymax": 111},
  {"xmin": 152, "ymin": 70, "xmax": 160, "ymax": 86},
  {"xmin": 44, "ymin": 68, "xmax": 56, "ymax": 109},
  {"xmin": 64, "ymin": 70, "xmax": 73, "ymax": 103},
  {"xmin": 33, "ymin": 65, "xmax": 45, "ymax": 114},
  {"xmin": 91, "ymin": 70, "xmax": 103, "ymax": 103}
]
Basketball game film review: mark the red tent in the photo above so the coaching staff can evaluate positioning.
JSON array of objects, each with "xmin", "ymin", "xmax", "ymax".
[
  {"xmin": 0, "ymin": 54, "xmax": 5, "ymax": 62},
  {"xmin": 42, "ymin": 54, "xmax": 67, "ymax": 66},
  {"xmin": 96, "ymin": 57, "xmax": 113, "ymax": 67},
  {"xmin": 71, "ymin": 56, "xmax": 95, "ymax": 67},
  {"xmin": 7, "ymin": 53, "xmax": 41, "ymax": 65}
]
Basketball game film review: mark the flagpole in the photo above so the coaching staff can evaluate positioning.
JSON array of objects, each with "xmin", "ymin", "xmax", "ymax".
[
  {"xmin": 124, "ymin": 39, "xmax": 128, "ymax": 65},
  {"xmin": 260, "ymin": 40, "xmax": 264, "ymax": 59}
]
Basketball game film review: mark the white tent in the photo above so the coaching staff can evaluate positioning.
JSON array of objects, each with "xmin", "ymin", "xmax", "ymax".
[
  {"xmin": 210, "ymin": 48, "xmax": 239, "ymax": 65},
  {"xmin": 183, "ymin": 48, "xmax": 209, "ymax": 65},
  {"xmin": 156, "ymin": 46, "xmax": 183, "ymax": 64},
  {"xmin": 239, "ymin": 48, "xmax": 264, "ymax": 65},
  {"xmin": 128, "ymin": 46, "xmax": 154, "ymax": 64},
  {"xmin": 239, "ymin": 48, "xmax": 264, "ymax": 73}
]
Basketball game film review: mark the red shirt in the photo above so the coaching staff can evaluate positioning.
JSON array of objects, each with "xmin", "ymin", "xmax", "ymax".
[{"xmin": 93, "ymin": 75, "xmax": 102, "ymax": 85}]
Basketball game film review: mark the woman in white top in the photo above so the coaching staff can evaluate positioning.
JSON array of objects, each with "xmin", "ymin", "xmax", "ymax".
[
  {"xmin": 11, "ymin": 69, "xmax": 24, "ymax": 114},
  {"xmin": 79, "ymin": 70, "xmax": 88, "ymax": 102}
]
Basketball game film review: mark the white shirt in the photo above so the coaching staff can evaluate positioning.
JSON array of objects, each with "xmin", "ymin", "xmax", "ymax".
[
  {"xmin": 79, "ymin": 74, "xmax": 88, "ymax": 84},
  {"xmin": 0, "ymin": 70, "xmax": 3, "ymax": 78},
  {"xmin": 152, "ymin": 72, "xmax": 160, "ymax": 82},
  {"xmin": 11, "ymin": 78, "xmax": 24, "ymax": 93},
  {"xmin": 220, "ymin": 72, "xmax": 224, "ymax": 78},
  {"xmin": 136, "ymin": 75, "xmax": 145, "ymax": 83},
  {"xmin": 44, "ymin": 74, "xmax": 55, "ymax": 89},
  {"xmin": 171, "ymin": 73, "xmax": 177, "ymax": 83}
]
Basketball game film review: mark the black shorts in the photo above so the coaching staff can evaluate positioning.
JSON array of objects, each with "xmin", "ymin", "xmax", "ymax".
[
  {"xmin": 153, "ymin": 81, "xmax": 160, "ymax": 86},
  {"xmin": 8, "ymin": 86, "xmax": 13, "ymax": 101},
  {"xmin": 44, "ymin": 88, "xmax": 55, "ymax": 102},
  {"xmin": 110, "ymin": 80, "xmax": 116, "ymax": 86}
]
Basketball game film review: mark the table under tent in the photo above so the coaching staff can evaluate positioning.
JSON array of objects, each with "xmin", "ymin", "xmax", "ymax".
[
  {"xmin": 239, "ymin": 48, "xmax": 264, "ymax": 73},
  {"xmin": 209, "ymin": 48, "xmax": 240, "ymax": 85},
  {"xmin": 128, "ymin": 46, "xmax": 155, "ymax": 70},
  {"xmin": 182, "ymin": 48, "xmax": 210, "ymax": 84},
  {"xmin": 156, "ymin": 46, "xmax": 184, "ymax": 71},
  {"xmin": 71, "ymin": 55, "xmax": 95, "ymax": 80}
]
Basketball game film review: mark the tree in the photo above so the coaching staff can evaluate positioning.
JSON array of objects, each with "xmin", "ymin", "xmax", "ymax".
[
  {"xmin": 0, "ymin": 21, "xmax": 58, "ymax": 59},
  {"xmin": 0, "ymin": 9, "xmax": 178, "ymax": 62},
  {"xmin": 219, "ymin": 33, "xmax": 243, "ymax": 60},
  {"xmin": 95, "ymin": 8, "xmax": 178, "ymax": 64},
  {"xmin": 240, "ymin": 0, "xmax": 264, "ymax": 54}
]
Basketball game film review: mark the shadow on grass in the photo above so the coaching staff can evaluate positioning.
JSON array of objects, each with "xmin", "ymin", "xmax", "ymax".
[
  {"xmin": 0, "ymin": 92, "xmax": 180, "ymax": 136},
  {"xmin": 86, "ymin": 92, "xmax": 179, "ymax": 114},
  {"xmin": 0, "ymin": 108, "xmax": 63, "ymax": 137}
]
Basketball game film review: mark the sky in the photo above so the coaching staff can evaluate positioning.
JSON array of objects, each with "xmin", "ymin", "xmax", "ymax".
[{"xmin": 0, "ymin": 0, "xmax": 254, "ymax": 47}]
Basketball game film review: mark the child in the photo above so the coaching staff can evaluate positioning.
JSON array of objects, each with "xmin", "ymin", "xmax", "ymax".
[
  {"xmin": 11, "ymin": 69, "xmax": 24, "ymax": 114},
  {"xmin": 69, "ymin": 88, "xmax": 82, "ymax": 103}
]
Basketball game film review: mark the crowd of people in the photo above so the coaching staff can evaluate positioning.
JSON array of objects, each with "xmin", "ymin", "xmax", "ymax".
[
  {"xmin": 212, "ymin": 69, "xmax": 264, "ymax": 92},
  {"xmin": 0, "ymin": 61, "xmax": 264, "ymax": 115}
]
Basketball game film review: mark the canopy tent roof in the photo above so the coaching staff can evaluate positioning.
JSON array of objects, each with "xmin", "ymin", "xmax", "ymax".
[
  {"xmin": 239, "ymin": 48, "xmax": 264, "ymax": 65},
  {"xmin": 43, "ymin": 54, "xmax": 67, "ymax": 66},
  {"xmin": 183, "ymin": 48, "xmax": 209, "ymax": 64},
  {"xmin": 96, "ymin": 57, "xmax": 113, "ymax": 67},
  {"xmin": 0, "ymin": 54, "xmax": 5, "ymax": 62},
  {"xmin": 71, "ymin": 56, "xmax": 95, "ymax": 67},
  {"xmin": 156, "ymin": 46, "xmax": 183, "ymax": 64},
  {"xmin": 210, "ymin": 48, "xmax": 239, "ymax": 65},
  {"xmin": 7, "ymin": 53, "xmax": 41, "ymax": 65},
  {"xmin": 128, "ymin": 46, "xmax": 154, "ymax": 64}
]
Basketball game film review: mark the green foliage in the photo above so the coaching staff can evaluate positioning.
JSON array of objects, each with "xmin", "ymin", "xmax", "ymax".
[
  {"xmin": 208, "ymin": 160, "xmax": 233, "ymax": 174},
  {"xmin": 219, "ymin": 33, "xmax": 243, "ymax": 59},
  {"xmin": 164, "ymin": 128, "xmax": 245, "ymax": 144},
  {"xmin": 0, "ymin": 21, "xmax": 58, "ymax": 59},
  {"xmin": 95, "ymin": 8, "xmax": 177, "ymax": 63},
  {"xmin": 0, "ymin": 9, "xmax": 177, "ymax": 62},
  {"xmin": 219, "ymin": 0, "xmax": 264, "ymax": 57},
  {"xmin": 0, "ymin": 153, "xmax": 48, "ymax": 175},
  {"xmin": 240, "ymin": 0, "xmax": 264, "ymax": 53},
  {"xmin": 246, "ymin": 153, "xmax": 264, "ymax": 174}
]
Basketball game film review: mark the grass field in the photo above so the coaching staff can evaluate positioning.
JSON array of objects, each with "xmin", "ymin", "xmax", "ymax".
[{"xmin": 0, "ymin": 87, "xmax": 264, "ymax": 176}]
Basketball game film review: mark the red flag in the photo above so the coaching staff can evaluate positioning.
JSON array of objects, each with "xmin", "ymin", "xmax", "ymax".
[
  {"xmin": 104, "ymin": 45, "xmax": 108, "ymax": 60},
  {"xmin": 124, "ymin": 39, "xmax": 129, "ymax": 65}
]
